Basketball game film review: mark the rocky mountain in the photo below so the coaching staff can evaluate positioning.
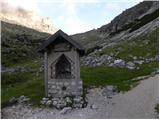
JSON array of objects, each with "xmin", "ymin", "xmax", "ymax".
[
  {"xmin": 98, "ymin": 1, "xmax": 158, "ymax": 33},
  {"xmin": 1, "ymin": 1, "xmax": 159, "ymax": 70},
  {"xmin": 72, "ymin": 1, "xmax": 158, "ymax": 49},
  {"xmin": 0, "ymin": 1, "xmax": 57, "ymax": 34},
  {"xmin": 71, "ymin": 1, "xmax": 159, "ymax": 70}
]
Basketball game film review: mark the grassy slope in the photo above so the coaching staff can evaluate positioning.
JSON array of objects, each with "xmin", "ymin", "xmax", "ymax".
[
  {"xmin": 1, "ymin": 21, "xmax": 50, "ymax": 66},
  {"xmin": 97, "ymin": 28, "xmax": 159, "ymax": 62},
  {"xmin": 1, "ymin": 23, "xmax": 159, "ymax": 107}
]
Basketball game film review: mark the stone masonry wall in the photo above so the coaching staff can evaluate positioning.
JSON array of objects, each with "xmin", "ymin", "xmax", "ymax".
[{"xmin": 48, "ymin": 80, "xmax": 83, "ymax": 98}]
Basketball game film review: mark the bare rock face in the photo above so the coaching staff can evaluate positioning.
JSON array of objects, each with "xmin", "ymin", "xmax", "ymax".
[{"xmin": 98, "ymin": 1, "xmax": 158, "ymax": 33}]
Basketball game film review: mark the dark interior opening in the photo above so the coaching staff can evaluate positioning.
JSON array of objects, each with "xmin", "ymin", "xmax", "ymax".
[{"xmin": 55, "ymin": 54, "xmax": 71, "ymax": 79}]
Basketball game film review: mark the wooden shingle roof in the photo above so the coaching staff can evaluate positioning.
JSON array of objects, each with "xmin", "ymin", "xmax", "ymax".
[{"xmin": 38, "ymin": 30, "xmax": 85, "ymax": 55}]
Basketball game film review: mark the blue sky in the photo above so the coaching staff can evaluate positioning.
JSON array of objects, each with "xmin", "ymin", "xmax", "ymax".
[{"xmin": 5, "ymin": 0, "xmax": 143, "ymax": 35}]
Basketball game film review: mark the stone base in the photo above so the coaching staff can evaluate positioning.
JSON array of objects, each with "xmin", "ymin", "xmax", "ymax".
[
  {"xmin": 40, "ymin": 95, "xmax": 87, "ymax": 109},
  {"xmin": 47, "ymin": 80, "xmax": 83, "ymax": 98}
]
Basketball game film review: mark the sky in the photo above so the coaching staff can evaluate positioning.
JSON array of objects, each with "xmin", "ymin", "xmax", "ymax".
[{"xmin": 2, "ymin": 0, "xmax": 143, "ymax": 35}]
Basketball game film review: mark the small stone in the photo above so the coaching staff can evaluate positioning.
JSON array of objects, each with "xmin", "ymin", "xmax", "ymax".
[
  {"xmin": 42, "ymin": 97, "xmax": 49, "ymax": 101},
  {"xmin": 134, "ymin": 60, "xmax": 144, "ymax": 65},
  {"xmin": 65, "ymin": 97, "xmax": 72, "ymax": 104},
  {"xmin": 102, "ymin": 86, "xmax": 117, "ymax": 97},
  {"xmin": 90, "ymin": 104, "xmax": 98, "ymax": 109},
  {"xmin": 74, "ymin": 97, "xmax": 82, "ymax": 103},
  {"xmin": 9, "ymin": 97, "xmax": 18, "ymax": 104},
  {"xmin": 19, "ymin": 95, "xmax": 25, "ymax": 100},
  {"xmin": 22, "ymin": 97, "xmax": 30, "ymax": 102},
  {"xmin": 126, "ymin": 66, "xmax": 135, "ymax": 70},
  {"xmin": 52, "ymin": 100, "xmax": 58, "ymax": 106},
  {"xmin": 107, "ymin": 86, "xmax": 114, "ymax": 91},
  {"xmin": 133, "ymin": 56, "xmax": 137, "ymax": 60},
  {"xmin": 59, "ymin": 107, "xmax": 72, "ymax": 115},
  {"xmin": 126, "ymin": 61, "xmax": 135, "ymax": 67},
  {"xmin": 40, "ymin": 100, "xmax": 46, "ymax": 105},
  {"xmin": 73, "ymin": 103, "xmax": 82, "ymax": 108},
  {"xmin": 46, "ymin": 100, "xmax": 52, "ymax": 106},
  {"xmin": 114, "ymin": 59, "xmax": 125, "ymax": 67},
  {"xmin": 56, "ymin": 102, "xmax": 66, "ymax": 109}
]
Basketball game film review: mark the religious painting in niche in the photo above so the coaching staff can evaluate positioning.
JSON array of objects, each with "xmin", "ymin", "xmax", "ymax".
[{"xmin": 55, "ymin": 54, "xmax": 71, "ymax": 79}]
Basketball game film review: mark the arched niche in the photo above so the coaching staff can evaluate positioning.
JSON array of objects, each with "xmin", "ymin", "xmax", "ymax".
[{"xmin": 50, "ymin": 54, "xmax": 75, "ymax": 79}]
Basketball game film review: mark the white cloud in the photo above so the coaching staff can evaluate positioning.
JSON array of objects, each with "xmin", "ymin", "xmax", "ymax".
[{"xmin": 1, "ymin": 0, "xmax": 39, "ymax": 12}]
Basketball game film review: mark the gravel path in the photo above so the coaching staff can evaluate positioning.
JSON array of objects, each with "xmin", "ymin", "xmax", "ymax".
[{"xmin": 2, "ymin": 75, "xmax": 159, "ymax": 119}]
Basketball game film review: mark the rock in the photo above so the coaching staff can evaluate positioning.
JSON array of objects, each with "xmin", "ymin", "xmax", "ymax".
[
  {"xmin": 59, "ymin": 107, "xmax": 72, "ymax": 115},
  {"xmin": 126, "ymin": 61, "xmax": 135, "ymax": 67},
  {"xmin": 22, "ymin": 97, "xmax": 30, "ymax": 102},
  {"xmin": 46, "ymin": 100, "xmax": 52, "ymax": 106},
  {"xmin": 133, "ymin": 56, "xmax": 137, "ymax": 60},
  {"xmin": 65, "ymin": 97, "xmax": 72, "ymax": 104},
  {"xmin": 19, "ymin": 95, "xmax": 25, "ymax": 100},
  {"xmin": 126, "ymin": 66, "xmax": 135, "ymax": 70},
  {"xmin": 134, "ymin": 60, "xmax": 144, "ymax": 65},
  {"xmin": 126, "ymin": 61, "xmax": 136, "ymax": 70},
  {"xmin": 40, "ymin": 100, "xmax": 46, "ymax": 105},
  {"xmin": 114, "ymin": 59, "xmax": 125, "ymax": 67},
  {"xmin": 42, "ymin": 97, "xmax": 49, "ymax": 101},
  {"xmin": 107, "ymin": 86, "xmax": 114, "ymax": 91},
  {"xmin": 56, "ymin": 100, "xmax": 67, "ymax": 109},
  {"xmin": 9, "ymin": 97, "xmax": 18, "ymax": 104},
  {"xmin": 131, "ymin": 75, "xmax": 150, "ymax": 81},
  {"xmin": 73, "ymin": 103, "xmax": 82, "ymax": 108},
  {"xmin": 74, "ymin": 97, "xmax": 82, "ymax": 103},
  {"xmin": 18, "ymin": 96, "xmax": 30, "ymax": 103},
  {"xmin": 52, "ymin": 100, "xmax": 58, "ymax": 106},
  {"xmin": 102, "ymin": 86, "xmax": 117, "ymax": 97},
  {"xmin": 90, "ymin": 104, "xmax": 98, "ymax": 109}
]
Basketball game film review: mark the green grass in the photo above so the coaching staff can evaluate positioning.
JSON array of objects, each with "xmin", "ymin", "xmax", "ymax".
[
  {"xmin": 1, "ymin": 21, "xmax": 50, "ymax": 67},
  {"xmin": 155, "ymin": 103, "xmax": 159, "ymax": 114},
  {"xmin": 1, "ymin": 72, "xmax": 44, "ymax": 108},
  {"xmin": 1, "ymin": 58, "xmax": 158, "ymax": 108},
  {"xmin": 81, "ymin": 60, "xmax": 158, "ymax": 91},
  {"xmin": 1, "ymin": 59, "xmax": 44, "ymax": 108}
]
